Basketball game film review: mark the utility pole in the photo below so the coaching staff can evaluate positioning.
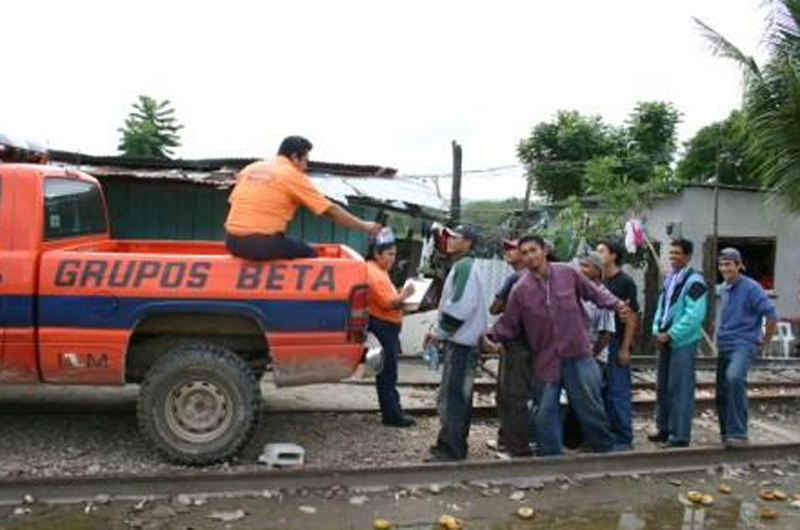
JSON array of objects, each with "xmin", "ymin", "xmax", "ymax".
[
  {"xmin": 522, "ymin": 164, "xmax": 534, "ymax": 214},
  {"xmin": 451, "ymin": 140, "xmax": 462, "ymax": 223},
  {"xmin": 705, "ymin": 149, "xmax": 722, "ymax": 356},
  {"xmin": 712, "ymin": 141, "xmax": 722, "ymax": 258}
]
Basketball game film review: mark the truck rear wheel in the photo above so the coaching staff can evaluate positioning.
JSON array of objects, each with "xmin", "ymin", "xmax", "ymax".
[{"xmin": 137, "ymin": 342, "xmax": 260, "ymax": 465}]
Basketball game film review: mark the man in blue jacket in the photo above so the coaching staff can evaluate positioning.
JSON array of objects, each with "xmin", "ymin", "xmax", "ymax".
[
  {"xmin": 649, "ymin": 238, "xmax": 708, "ymax": 448},
  {"xmin": 716, "ymin": 247, "xmax": 778, "ymax": 447}
]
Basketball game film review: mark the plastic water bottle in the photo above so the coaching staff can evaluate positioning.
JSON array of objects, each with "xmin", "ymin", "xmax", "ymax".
[{"xmin": 423, "ymin": 342, "xmax": 441, "ymax": 372}]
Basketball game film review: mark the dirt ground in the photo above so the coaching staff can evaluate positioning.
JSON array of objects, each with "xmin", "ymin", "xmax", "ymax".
[
  {"xmin": 2, "ymin": 365, "xmax": 800, "ymax": 529},
  {"xmin": 1, "ymin": 382, "xmax": 799, "ymax": 479}
]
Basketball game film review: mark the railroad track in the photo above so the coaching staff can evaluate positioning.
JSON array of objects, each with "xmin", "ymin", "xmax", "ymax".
[
  {"xmin": 401, "ymin": 355, "xmax": 800, "ymax": 371},
  {"xmin": 0, "ymin": 443, "xmax": 798, "ymax": 506},
  {"xmin": 345, "ymin": 378, "xmax": 800, "ymax": 394},
  {"xmin": 632, "ymin": 356, "xmax": 800, "ymax": 370},
  {"xmin": 269, "ymin": 389, "xmax": 800, "ymax": 418},
  {"xmin": 1, "ymin": 384, "xmax": 798, "ymax": 417}
]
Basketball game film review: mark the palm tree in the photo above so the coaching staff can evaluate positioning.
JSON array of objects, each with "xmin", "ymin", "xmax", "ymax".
[{"xmin": 696, "ymin": 0, "xmax": 800, "ymax": 211}]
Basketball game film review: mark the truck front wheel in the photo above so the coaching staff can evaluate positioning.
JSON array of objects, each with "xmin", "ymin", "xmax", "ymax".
[{"xmin": 137, "ymin": 343, "xmax": 260, "ymax": 465}]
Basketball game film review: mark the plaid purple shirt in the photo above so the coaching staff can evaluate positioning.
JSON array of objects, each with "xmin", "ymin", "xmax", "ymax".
[{"xmin": 492, "ymin": 263, "xmax": 620, "ymax": 382}]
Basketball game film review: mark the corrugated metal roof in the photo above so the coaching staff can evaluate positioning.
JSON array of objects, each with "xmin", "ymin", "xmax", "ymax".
[
  {"xmin": 58, "ymin": 164, "xmax": 446, "ymax": 214},
  {"xmin": 310, "ymin": 175, "xmax": 447, "ymax": 212},
  {"xmin": 45, "ymin": 149, "xmax": 444, "ymax": 213},
  {"xmin": 69, "ymin": 166, "xmax": 232, "ymax": 186},
  {"xmin": 48, "ymin": 149, "xmax": 397, "ymax": 177}
]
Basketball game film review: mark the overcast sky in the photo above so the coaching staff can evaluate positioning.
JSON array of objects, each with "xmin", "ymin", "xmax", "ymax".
[{"xmin": 3, "ymin": 0, "xmax": 764, "ymax": 180}]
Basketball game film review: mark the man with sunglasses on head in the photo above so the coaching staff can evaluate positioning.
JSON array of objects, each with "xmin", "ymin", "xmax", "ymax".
[{"xmin": 715, "ymin": 247, "xmax": 777, "ymax": 448}]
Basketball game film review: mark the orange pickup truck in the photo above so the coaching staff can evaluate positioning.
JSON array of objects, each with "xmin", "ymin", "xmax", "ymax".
[{"xmin": 0, "ymin": 161, "xmax": 382, "ymax": 464}]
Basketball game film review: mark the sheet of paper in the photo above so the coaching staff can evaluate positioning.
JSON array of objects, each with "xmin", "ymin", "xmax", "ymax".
[{"xmin": 402, "ymin": 277, "xmax": 434, "ymax": 306}]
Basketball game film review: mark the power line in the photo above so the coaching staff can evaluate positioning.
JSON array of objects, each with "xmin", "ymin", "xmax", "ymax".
[
  {"xmin": 397, "ymin": 164, "xmax": 526, "ymax": 180},
  {"xmin": 399, "ymin": 160, "xmax": 601, "ymax": 181}
]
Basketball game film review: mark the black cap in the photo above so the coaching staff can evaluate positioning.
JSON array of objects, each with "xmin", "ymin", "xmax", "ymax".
[{"xmin": 446, "ymin": 224, "xmax": 480, "ymax": 244}]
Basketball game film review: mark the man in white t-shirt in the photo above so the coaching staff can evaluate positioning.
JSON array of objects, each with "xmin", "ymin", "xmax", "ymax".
[{"xmin": 578, "ymin": 253, "xmax": 616, "ymax": 365}]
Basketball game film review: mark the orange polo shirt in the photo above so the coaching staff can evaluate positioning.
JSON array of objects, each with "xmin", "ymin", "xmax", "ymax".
[
  {"xmin": 225, "ymin": 156, "xmax": 333, "ymax": 236},
  {"xmin": 367, "ymin": 261, "xmax": 403, "ymax": 324}
]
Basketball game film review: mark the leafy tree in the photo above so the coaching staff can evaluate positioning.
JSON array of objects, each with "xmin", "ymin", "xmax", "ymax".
[
  {"xmin": 676, "ymin": 111, "xmax": 758, "ymax": 185},
  {"xmin": 626, "ymin": 101, "xmax": 681, "ymax": 167},
  {"xmin": 517, "ymin": 111, "xmax": 616, "ymax": 201},
  {"xmin": 697, "ymin": 0, "xmax": 800, "ymax": 210},
  {"xmin": 517, "ymin": 103, "xmax": 680, "ymax": 201},
  {"xmin": 118, "ymin": 95, "xmax": 183, "ymax": 159},
  {"xmin": 462, "ymin": 198, "xmax": 525, "ymax": 229},
  {"xmin": 517, "ymin": 102, "xmax": 684, "ymax": 261}
]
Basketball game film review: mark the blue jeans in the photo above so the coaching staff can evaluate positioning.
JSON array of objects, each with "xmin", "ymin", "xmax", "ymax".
[
  {"xmin": 604, "ymin": 340, "xmax": 633, "ymax": 447},
  {"xmin": 225, "ymin": 232, "xmax": 316, "ymax": 260},
  {"xmin": 368, "ymin": 317, "xmax": 404, "ymax": 422},
  {"xmin": 716, "ymin": 345, "xmax": 755, "ymax": 441},
  {"xmin": 433, "ymin": 341, "xmax": 478, "ymax": 460},
  {"xmin": 532, "ymin": 356, "xmax": 615, "ymax": 456},
  {"xmin": 656, "ymin": 342, "xmax": 697, "ymax": 444}
]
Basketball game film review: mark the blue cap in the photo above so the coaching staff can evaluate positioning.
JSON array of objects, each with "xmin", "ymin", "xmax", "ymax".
[{"xmin": 718, "ymin": 247, "xmax": 742, "ymax": 264}]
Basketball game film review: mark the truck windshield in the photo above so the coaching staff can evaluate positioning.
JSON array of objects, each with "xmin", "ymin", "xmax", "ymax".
[{"xmin": 44, "ymin": 178, "xmax": 107, "ymax": 240}]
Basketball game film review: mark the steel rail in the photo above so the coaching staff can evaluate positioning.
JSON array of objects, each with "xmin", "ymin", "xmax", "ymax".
[
  {"xmin": 401, "ymin": 355, "xmax": 800, "ymax": 371},
  {"xmin": 632, "ymin": 356, "xmax": 800, "ymax": 370},
  {"xmin": 1, "ymin": 388, "xmax": 798, "ymax": 417},
  {"xmin": 345, "ymin": 379, "xmax": 800, "ymax": 393},
  {"xmin": 260, "ymin": 391, "xmax": 800, "ymax": 418},
  {"xmin": 0, "ymin": 443, "xmax": 797, "ymax": 506}
]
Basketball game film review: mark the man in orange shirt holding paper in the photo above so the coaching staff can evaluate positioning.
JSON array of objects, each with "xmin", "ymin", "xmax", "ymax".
[{"xmin": 225, "ymin": 136, "xmax": 381, "ymax": 260}]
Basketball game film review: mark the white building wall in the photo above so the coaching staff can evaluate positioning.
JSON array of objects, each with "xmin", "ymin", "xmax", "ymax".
[{"xmin": 644, "ymin": 186, "xmax": 800, "ymax": 318}]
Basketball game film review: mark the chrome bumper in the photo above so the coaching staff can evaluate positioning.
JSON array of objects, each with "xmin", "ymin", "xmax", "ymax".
[{"xmin": 361, "ymin": 333, "xmax": 384, "ymax": 377}]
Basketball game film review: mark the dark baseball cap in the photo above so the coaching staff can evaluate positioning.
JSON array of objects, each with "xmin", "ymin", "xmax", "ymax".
[
  {"xmin": 718, "ymin": 247, "xmax": 742, "ymax": 264},
  {"xmin": 445, "ymin": 224, "xmax": 480, "ymax": 244}
]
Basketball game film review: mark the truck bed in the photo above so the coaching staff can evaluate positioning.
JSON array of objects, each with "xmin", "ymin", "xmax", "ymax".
[
  {"xmin": 64, "ymin": 240, "xmax": 361, "ymax": 261},
  {"xmin": 34, "ymin": 240, "xmax": 369, "ymax": 385}
]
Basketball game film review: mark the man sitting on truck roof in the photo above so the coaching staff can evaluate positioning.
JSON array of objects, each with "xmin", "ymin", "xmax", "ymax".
[{"xmin": 225, "ymin": 136, "xmax": 381, "ymax": 260}]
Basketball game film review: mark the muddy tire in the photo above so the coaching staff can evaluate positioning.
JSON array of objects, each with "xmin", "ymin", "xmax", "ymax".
[{"xmin": 137, "ymin": 342, "xmax": 260, "ymax": 465}]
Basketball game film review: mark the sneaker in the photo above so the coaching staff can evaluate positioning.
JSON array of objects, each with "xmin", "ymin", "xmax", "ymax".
[
  {"xmin": 724, "ymin": 438, "xmax": 749, "ymax": 449},
  {"xmin": 382, "ymin": 414, "xmax": 416, "ymax": 428},
  {"xmin": 660, "ymin": 440, "xmax": 689, "ymax": 449},
  {"xmin": 424, "ymin": 449, "xmax": 461, "ymax": 463},
  {"xmin": 495, "ymin": 451, "xmax": 512, "ymax": 461},
  {"xmin": 647, "ymin": 431, "xmax": 668, "ymax": 443}
]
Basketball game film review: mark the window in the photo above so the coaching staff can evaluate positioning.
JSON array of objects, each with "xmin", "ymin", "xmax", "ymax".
[
  {"xmin": 44, "ymin": 178, "xmax": 107, "ymax": 240},
  {"xmin": 714, "ymin": 237, "xmax": 777, "ymax": 291}
]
